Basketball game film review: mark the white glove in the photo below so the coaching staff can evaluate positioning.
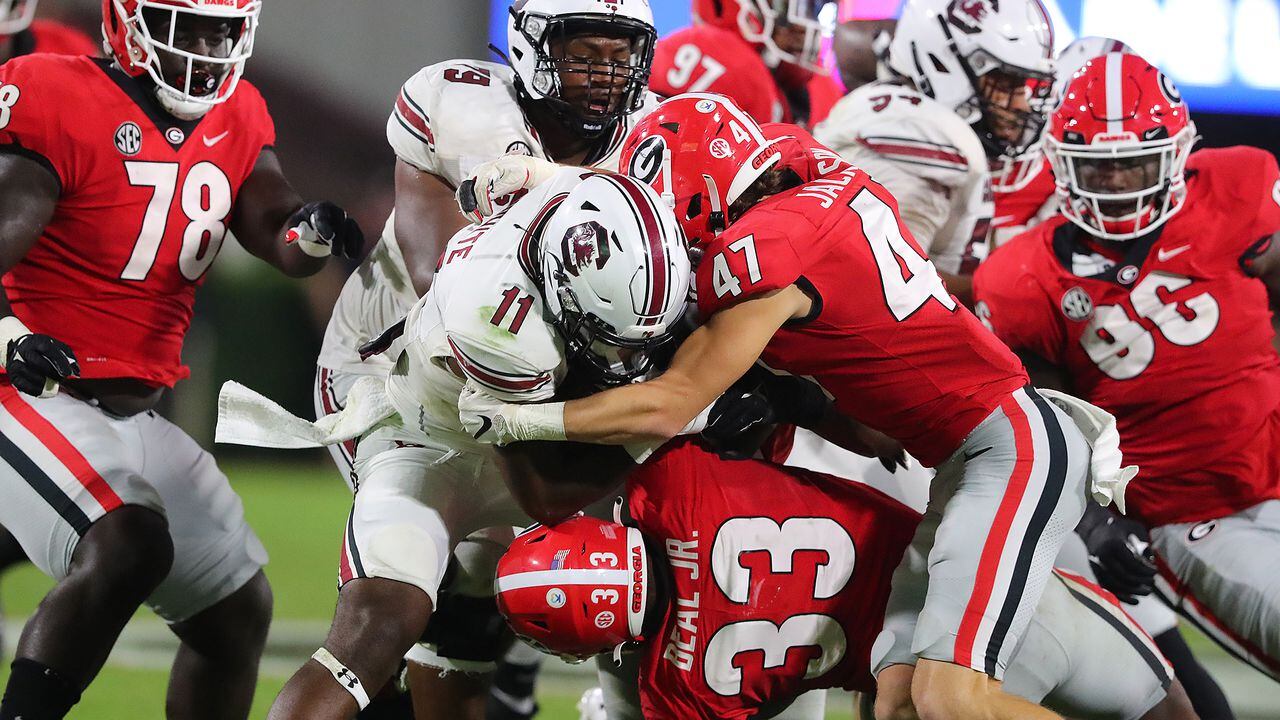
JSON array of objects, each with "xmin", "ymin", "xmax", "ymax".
[
  {"xmin": 457, "ymin": 381, "xmax": 565, "ymax": 445},
  {"xmin": 456, "ymin": 155, "xmax": 560, "ymax": 224},
  {"xmin": 1038, "ymin": 389, "xmax": 1139, "ymax": 514}
]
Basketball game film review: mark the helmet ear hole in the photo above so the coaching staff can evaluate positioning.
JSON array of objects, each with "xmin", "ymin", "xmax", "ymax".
[
  {"xmin": 685, "ymin": 193, "xmax": 703, "ymax": 222},
  {"xmin": 928, "ymin": 53, "xmax": 948, "ymax": 73}
]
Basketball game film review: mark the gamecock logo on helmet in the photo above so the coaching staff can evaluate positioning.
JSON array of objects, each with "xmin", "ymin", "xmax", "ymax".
[
  {"xmin": 947, "ymin": 0, "xmax": 999, "ymax": 34},
  {"xmin": 561, "ymin": 221, "xmax": 612, "ymax": 277}
]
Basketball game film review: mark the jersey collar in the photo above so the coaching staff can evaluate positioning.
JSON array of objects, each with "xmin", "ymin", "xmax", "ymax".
[
  {"xmin": 1051, "ymin": 221, "xmax": 1164, "ymax": 285},
  {"xmin": 92, "ymin": 58, "xmax": 206, "ymax": 152}
]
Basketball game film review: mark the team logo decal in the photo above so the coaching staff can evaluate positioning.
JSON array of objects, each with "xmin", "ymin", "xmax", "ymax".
[
  {"xmin": 708, "ymin": 137, "xmax": 733, "ymax": 159},
  {"xmin": 594, "ymin": 611, "xmax": 615, "ymax": 629},
  {"xmin": 114, "ymin": 122, "xmax": 142, "ymax": 156},
  {"xmin": 1158, "ymin": 72, "xmax": 1183, "ymax": 106},
  {"xmin": 947, "ymin": 0, "xmax": 1000, "ymax": 35},
  {"xmin": 695, "ymin": 99, "xmax": 718, "ymax": 114},
  {"xmin": 628, "ymin": 135, "xmax": 666, "ymax": 185},
  {"xmin": 561, "ymin": 221, "xmax": 612, "ymax": 277},
  {"xmin": 165, "ymin": 127, "xmax": 186, "ymax": 145},
  {"xmin": 1187, "ymin": 520, "xmax": 1217, "ymax": 542},
  {"xmin": 1060, "ymin": 287, "xmax": 1094, "ymax": 322},
  {"xmin": 506, "ymin": 141, "xmax": 534, "ymax": 157},
  {"xmin": 545, "ymin": 588, "xmax": 566, "ymax": 608},
  {"xmin": 1117, "ymin": 265, "xmax": 1139, "ymax": 285}
]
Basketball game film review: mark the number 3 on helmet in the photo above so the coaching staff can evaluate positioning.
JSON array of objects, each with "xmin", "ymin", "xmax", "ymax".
[{"xmin": 620, "ymin": 93, "xmax": 784, "ymax": 247}]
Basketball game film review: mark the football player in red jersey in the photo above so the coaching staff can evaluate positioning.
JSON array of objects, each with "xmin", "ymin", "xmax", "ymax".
[
  {"xmin": 975, "ymin": 52, "xmax": 1280, "ymax": 684},
  {"xmin": 492, "ymin": 440, "xmax": 1193, "ymax": 720},
  {"xmin": 0, "ymin": 0, "xmax": 363, "ymax": 718},
  {"xmin": 650, "ymin": 0, "xmax": 844, "ymax": 128},
  {"xmin": 0, "ymin": 0, "xmax": 99, "ymax": 61},
  {"xmin": 459, "ymin": 94, "xmax": 1120, "ymax": 720}
]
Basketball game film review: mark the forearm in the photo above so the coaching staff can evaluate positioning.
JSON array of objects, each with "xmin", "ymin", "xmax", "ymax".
[
  {"xmin": 563, "ymin": 373, "xmax": 708, "ymax": 445},
  {"xmin": 938, "ymin": 270, "xmax": 974, "ymax": 307},
  {"xmin": 495, "ymin": 442, "xmax": 636, "ymax": 525}
]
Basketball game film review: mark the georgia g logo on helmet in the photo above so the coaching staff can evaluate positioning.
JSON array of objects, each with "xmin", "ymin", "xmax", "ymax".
[
  {"xmin": 628, "ymin": 135, "xmax": 667, "ymax": 185},
  {"xmin": 947, "ymin": 0, "xmax": 1000, "ymax": 34},
  {"xmin": 561, "ymin": 221, "xmax": 612, "ymax": 277}
]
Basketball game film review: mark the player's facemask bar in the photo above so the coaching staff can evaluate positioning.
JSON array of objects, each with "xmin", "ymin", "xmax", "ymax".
[
  {"xmin": 119, "ymin": 0, "xmax": 260, "ymax": 119},
  {"xmin": 742, "ymin": 0, "xmax": 839, "ymax": 73},
  {"xmin": 0, "ymin": 0, "xmax": 37, "ymax": 36},
  {"xmin": 516, "ymin": 12, "xmax": 655, "ymax": 138},
  {"xmin": 1046, "ymin": 124, "xmax": 1196, "ymax": 241}
]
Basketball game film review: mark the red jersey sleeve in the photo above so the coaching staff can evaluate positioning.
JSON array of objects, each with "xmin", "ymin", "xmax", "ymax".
[
  {"xmin": 233, "ymin": 80, "xmax": 277, "ymax": 151},
  {"xmin": 0, "ymin": 55, "xmax": 78, "ymax": 190},
  {"xmin": 695, "ymin": 217, "xmax": 806, "ymax": 318},
  {"xmin": 1241, "ymin": 147, "xmax": 1280, "ymax": 242},
  {"xmin": 651, "ymin": 26, "xmax": 779, "ymax": 123},
  {"xmin": 972, "ymin": 236, "xmax": 1065, "ymax": 363}
]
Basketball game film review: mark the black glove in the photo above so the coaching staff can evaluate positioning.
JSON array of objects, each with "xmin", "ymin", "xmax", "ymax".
[
  {"xmin": 6, "ymin": 333, "xmax": 79, "ymax": 398},
  {"xmin": 285, "ymin": 201, "xmax": 365, "ymax": 259},
  {"xmin": 1077, "ymin": 503, "xmax": 1157, "ymax": 604},
  {"xmin": 702, "ymin": 386, "xmax": 776, "ymax": 460},
  {"xmin": 754, "ymin": 371, "xmax": 831, "ymax": 429}
]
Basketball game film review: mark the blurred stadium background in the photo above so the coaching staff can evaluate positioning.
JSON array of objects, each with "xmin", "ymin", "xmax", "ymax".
[{"xmin": 3, "ymin": 1, "xmax": 1279, "ymax": 717}]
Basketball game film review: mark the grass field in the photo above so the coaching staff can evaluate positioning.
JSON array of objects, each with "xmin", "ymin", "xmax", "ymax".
[{"xmin": 1, "ymin": 462, "xmax": 1275, "ymax": 719}]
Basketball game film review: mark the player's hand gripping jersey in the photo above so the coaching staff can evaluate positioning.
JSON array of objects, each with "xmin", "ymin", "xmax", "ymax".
[
  {"xmin": 698, "ymin": 132, "xmax": 1027, "ymax": 467},
  {"xmin": 627, "ymin": 441, "xmax": 920, "ymax": 720},
  {"xmin": 975, "ymin": 147, "xmax": 1280, "ymax": 526},
  {"xmin": 815, "ymin": 82, "xmax": 992, "ymax": 275},
  {"xmin": 0, "ymin": 55, "xmax": 274, "ymax": 386},
  {"xmin": 318, "ymin": 60, "xmax": 659, "ymax": 377}
]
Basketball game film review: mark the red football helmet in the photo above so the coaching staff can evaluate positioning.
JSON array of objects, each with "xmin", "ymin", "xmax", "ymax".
[
  {"xmin": 620, "ymin": 93, "xmax": 784, "ymax": 246},
  {"xmin": 692, "ymin": 0, "xmax": 838, "ymax": 72},
  {"xmin": 103, "ymin": 0, "xmax": 261, "ymax": 119},
  {"xmin": 495, "ymin": 516, "xmax": 651, "ymax": 662},
  {"xmin": 1044, "ymin": 52, "xmax": 1197, "ymax": 241}
]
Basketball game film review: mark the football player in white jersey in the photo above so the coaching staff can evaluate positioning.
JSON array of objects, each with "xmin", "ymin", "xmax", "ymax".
[
  {"xmin": 237, "ymin": 169, "xmax": 689, "ymax": 720},
  {"xmin": 316, "ymin": 0, "xmax": 661, "ymax": 491}
]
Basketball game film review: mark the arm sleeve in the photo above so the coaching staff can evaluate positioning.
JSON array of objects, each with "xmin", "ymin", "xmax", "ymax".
[
  {"xmin": 386, "ymin": 68, "xmax": 442, "ymax": 175},
  {"xmin": 972, "ymin": 251, "xmax": 1064, "ymax": 362},
  {"xmin": 695, "ymin": 223, "xmax": 805, "ymax": 318},
  {"xmin": 0, "ymin": 58, "xmax": 72, "ymax": 191},
  {"xmin": 445, "ymin": 329, "xmax": 559, "ymax": 404}
]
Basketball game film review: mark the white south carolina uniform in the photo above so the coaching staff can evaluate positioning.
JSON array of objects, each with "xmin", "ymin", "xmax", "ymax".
[
  {"xmin": 315, "ymin": 59, "xmax": 658, "ymax": 490},
  {"xmin": 335, "ymin": 169, "xmax": 595, "ymax": 670}
]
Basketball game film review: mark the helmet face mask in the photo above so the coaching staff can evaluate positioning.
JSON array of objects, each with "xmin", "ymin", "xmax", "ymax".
[
  {"xmin": 509, "ymin": 3, "xmax": 656, "ymax": 139},
  {"xmin": 104, "ymin": 0, "xmax": 260, "ymax": 120},
  {"xmin": 1044, "ymin": 51, "xmax": 1197, "ymax": 242},
  {"xmin": 0, "ymin": 0, "xmax": 37, "ymax": 36},
  {"xmin": 949, "ymin": 34, "xmax": 1054, "ymax": 159},
  {"xmin": 695, "ymin": 0, "xmax": 839, "ymax": 73}
]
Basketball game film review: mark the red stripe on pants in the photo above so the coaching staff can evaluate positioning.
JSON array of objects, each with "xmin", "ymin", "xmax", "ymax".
[
  {"xmin": 954, "ymin": 393, "xmax": 1035, "ymax": 667},
  {"xmin": 1155, "ymin": 555, "xmax": 1280, "ymax": 675},
  {"xmin": 0, "ymin": 382, "xmax": 123, "ymax": 513}
]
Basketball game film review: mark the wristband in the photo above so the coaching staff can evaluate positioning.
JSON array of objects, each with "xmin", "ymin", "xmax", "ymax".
[
  {"xmin": 498, "ymin": 401, "xmax": 567, "ymax": 443},
  {"xmin": 312, "ymin": 647, "xmax": 371, "ymax": 709},
  {"xmin": 0, "ymin": 315, "xmax": 32, "ymax": 371}
]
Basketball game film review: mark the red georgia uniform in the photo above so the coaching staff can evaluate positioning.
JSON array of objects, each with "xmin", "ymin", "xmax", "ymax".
[
  {"xmin": 652, "ymin": 25, "xmax": 838, "ymax": 128},
  {"xmin": 628, "ymin": 440, "xmax": 919, "ymax": 720},
  {"xmin": 974, "ymin": 147, "xmax": 1280, "ymax": 526},
  {"xmin": 26, "ymin": 19, "xmax": 101, "ymax": 56},
  {"xmin": 696, "ymin": 131, "xmax": 1028, "ymax": 467},
  {"xmin": 0, "ymin": 55, "xmax": 275, "ymax": 387},
  {"xmin": 991, "ymin": 156, "xmax": 1057, "ymax": 247}
]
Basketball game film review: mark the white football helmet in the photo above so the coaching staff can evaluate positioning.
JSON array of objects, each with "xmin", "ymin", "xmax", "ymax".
[
  {"xmin": 887, "ymin": 0, "xmax": 1055, "ymax": 160},
  {"xmin": 539, "ymin": 172, "xmax": 690, "ymax": 385},
  {"xmin": 0, "ymin": 0, "xmax": 36, "ymax": 36},
  {"xmin": 508, "ymin": 0, "xmax": 656, "ymax": 139}
]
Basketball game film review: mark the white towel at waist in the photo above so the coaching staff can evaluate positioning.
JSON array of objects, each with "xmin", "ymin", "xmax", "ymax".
[
  {"xmin": 1039, "ymin": 388, "xmax": 1138, "ymax": 514},
  {"xmin": 215, "ymin": 376, "xmax": 399, "ymax": 449}
]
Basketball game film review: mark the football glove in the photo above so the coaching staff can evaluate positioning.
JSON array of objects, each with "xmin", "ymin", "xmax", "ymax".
[
  {"xmin": 456, "ymin": 155, "xmax": 559, "ymax": 224},
  {"xmin": 4, "ymin": 330, "xmax": 79, "ymax": 399},
  {"xmin": 1077, "ymin": 503, "xmax": 1157, "ymax": 604},
  {"xmin": 702, "ymin": 388, "xmax": 776, "ymax": 459},
  {"xmin": 284, "ymin": 201, "xmax": 365, "ymax": 259}
]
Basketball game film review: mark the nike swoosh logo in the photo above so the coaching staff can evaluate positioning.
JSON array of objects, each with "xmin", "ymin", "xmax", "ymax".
[
  {"xmin": 963, "ymin": 446, "xmax": 993, "ymax": 461},
  {"xmin": 488, "ymin": 687, "xmax": 537, "ymax": 716},
  {"xmin": 1157, "ymin": 245, "xmax": 1191, "ymax": 262},
  {"xmin": 203, "ymin": 131, "xmax": 230, "ymax": 147},
  {"xmin": 472, "ymin": 415, "xmax": 493, "ymax": 440}
]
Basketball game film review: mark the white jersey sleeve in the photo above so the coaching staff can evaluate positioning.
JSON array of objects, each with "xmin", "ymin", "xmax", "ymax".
[{"xmin": 814, "ymin": 83, "xmax": 992, "ymax": 275}]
